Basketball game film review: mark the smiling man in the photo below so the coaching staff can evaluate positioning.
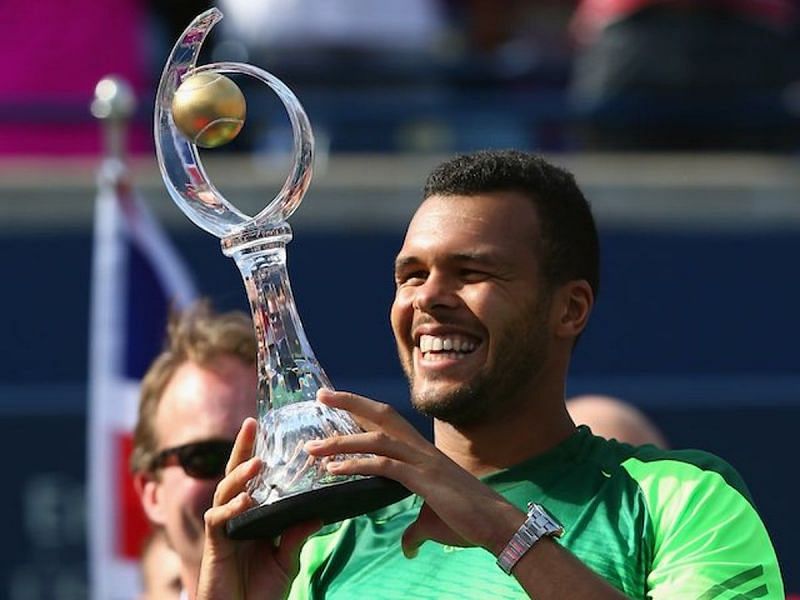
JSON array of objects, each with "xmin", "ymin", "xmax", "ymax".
[{"xmin": 197, "ymin": 150, "xmax": 784, "ymax": 599}]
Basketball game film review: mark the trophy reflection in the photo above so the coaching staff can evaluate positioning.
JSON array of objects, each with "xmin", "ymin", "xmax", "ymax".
[{"xmin": 154, "ymin": 8, "xmax": 409, "ymax": 539}]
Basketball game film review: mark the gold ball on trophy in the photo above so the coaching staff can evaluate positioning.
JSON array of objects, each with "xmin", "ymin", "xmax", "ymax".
[{"xmin": 171, "ymin": 73, "xmax": 246, "ymax": 148}]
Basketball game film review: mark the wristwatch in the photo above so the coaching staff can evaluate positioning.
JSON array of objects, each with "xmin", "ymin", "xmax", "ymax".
[{"xmin": 496, "ymin": 502, "xmax": 564, "ymax": 575}]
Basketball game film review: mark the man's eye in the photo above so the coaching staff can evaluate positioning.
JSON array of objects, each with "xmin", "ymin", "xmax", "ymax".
[
  {"xmin": 461, "ymin": 269, "xmax": 489, "ymax": 282},
  {"xmin": 397, "ymin": 271, "xmax": 427, "ymax": 285}
]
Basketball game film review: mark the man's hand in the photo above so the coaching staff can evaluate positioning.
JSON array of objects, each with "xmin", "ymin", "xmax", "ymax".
[
  {"xmin": 305, "ymin": 391, "xmax": 628, "ymax": 599},
  {"xmin": 196, "ymin": 417, "xmax": 321, "ymax": 600},
  {"xmin": 304, "ymin": 390, "xmax": 525, "ymax": 558}
]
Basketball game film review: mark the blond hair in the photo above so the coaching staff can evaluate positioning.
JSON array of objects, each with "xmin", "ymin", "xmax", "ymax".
[{"xmin": 130, "ymin": 300, "xmax": 256, "ymax": 473}]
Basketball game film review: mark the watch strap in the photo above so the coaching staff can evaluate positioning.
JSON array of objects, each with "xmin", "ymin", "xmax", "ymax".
[{"xmin": 496, "ymin": 503, "xmax": 564, "ymax": 575}]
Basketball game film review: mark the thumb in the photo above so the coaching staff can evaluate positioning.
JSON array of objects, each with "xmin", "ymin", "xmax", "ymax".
[
  {"xmin": 401, "ymin": 513, "xmax": 427, "ymax": 559},
  {"xmin": 401, "ymin": 503, "xmax": 445, "ymax": 559},
  {"xmin": 402, "ymin": 503, "xmax": 469, "ymax": 559}
]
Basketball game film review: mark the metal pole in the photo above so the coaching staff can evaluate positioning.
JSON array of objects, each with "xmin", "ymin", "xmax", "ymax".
[
  {"xmin": 86, "ymin": 75, "xmax": 138, "ymax": 600},
  {"xmin": 91, "ymin": 76, "xmax": 136, "ymax": 162}
]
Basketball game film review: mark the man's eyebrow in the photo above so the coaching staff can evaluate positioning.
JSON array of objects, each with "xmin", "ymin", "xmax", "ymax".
[
  {"xmin": 394, "ymin": 251, "xmax": 506, "ymax": 271},
  {"xmin": 394, "ymin": 256, "xmax": 420, "ymax": 272},
  {"xmin": 450, "ymin": 251, "xmax": 504, "ymax": 265}
]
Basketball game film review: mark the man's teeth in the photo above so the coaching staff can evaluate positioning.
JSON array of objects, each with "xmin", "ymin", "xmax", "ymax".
[{"xmin": 419, "ymin": 334, "xmax": 476, "ymax": 354}]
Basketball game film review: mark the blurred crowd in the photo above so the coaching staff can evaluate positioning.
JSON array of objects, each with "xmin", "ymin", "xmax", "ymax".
[{"xmin": 3, "ymin": 0, "xmax": 800, "ymax": 156}]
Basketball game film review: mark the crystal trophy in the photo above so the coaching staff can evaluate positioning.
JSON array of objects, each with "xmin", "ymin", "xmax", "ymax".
[{"xmin": 154, "ymin": 8, "xmax": 409, "ymax": 539}]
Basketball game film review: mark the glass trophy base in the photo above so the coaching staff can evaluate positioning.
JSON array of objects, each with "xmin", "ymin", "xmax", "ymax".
[{"xmin": 226, "ymin": 476, "xmax": 411, "ymax": 539}]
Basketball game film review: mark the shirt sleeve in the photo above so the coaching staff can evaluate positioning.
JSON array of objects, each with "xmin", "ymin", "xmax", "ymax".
[{"xmin": 623, "ymin": 456, "xmax": 785, "ymax": 599}]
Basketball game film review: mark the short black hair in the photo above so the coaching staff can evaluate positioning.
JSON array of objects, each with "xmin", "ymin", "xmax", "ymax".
[{"xmin": 423, "ymin": 149, "xmax": 600, "ymax": 299}]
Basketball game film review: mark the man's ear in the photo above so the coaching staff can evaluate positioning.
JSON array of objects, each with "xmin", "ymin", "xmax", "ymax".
[
  {"xmin": 552, "ymin": 280, "xmax": 593, "ymax": 340},
  {"xmin": 134, "ymin": 471, "xmax": 166, "ymax": 527}
]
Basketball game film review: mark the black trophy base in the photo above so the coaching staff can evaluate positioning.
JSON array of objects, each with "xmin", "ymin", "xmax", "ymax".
[{"xmin": 226, "ymin": 477, "xmax": 411, "ymax": 540}]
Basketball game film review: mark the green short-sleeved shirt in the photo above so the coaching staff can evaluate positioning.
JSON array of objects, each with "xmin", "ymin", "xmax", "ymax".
[{"xmin": 288, "ymin": 427, "xmax": 784, "ymax": 599}]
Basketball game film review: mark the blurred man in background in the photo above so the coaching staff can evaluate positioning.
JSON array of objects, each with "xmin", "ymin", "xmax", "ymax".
[
  {"xmin": 567, "ymin": 394, "xmax": 669, "ymax": 448},
  {"xmin": 131, "ymin": 301, "xmax": 256, "ymax": 599}
]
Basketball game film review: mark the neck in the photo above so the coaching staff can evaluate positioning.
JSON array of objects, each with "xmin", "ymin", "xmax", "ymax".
[
  {"xmin": 432, "ymin": 371, "xmax": 576, "ymax": 477},
  {"xmin": 182, "ymin": 564, "xmax": 199, "ymax": 600}
]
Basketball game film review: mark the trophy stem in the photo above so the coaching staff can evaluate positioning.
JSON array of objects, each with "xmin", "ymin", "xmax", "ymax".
[
  {"xmin": 222, "ymin": 223, "xmax": 378, "ymax": 508},
  {"xmin": 222, "ymin": 223, "xmax": 332, "ymax": 413}
]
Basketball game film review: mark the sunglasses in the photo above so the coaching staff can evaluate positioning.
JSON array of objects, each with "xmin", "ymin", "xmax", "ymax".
[{"xmin": 150, "ymin": 440, "xmax": 234, "ymax": 479}]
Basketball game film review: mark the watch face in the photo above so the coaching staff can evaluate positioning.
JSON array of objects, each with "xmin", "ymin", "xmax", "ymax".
[{"xmin": 527, "ymin": 504, "xmax": 564, "ymax": 538}]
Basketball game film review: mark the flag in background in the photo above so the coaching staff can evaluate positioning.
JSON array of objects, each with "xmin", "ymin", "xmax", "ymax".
[{"xmin": 87, "ymin": 158, "xmax": 197, "ymax": 600}]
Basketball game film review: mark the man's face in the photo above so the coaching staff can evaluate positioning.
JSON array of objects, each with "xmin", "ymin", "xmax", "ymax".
[
  {"xmin": 139, "ymin": 355, "xmax": 256, "ymax": 579},
  {"xmin": 390, "ymin": 193, "xmax": 553, "ymax": 426}
]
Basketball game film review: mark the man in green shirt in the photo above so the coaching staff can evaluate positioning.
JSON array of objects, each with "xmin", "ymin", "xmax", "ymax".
[{"xmin": 196, "ymin": 150, "xmax": 784, "ymax": 599}]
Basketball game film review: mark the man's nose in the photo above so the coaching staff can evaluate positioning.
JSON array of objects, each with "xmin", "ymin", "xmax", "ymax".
[{"xmin": 412, "ymin": 271, "xmax": 460, "ymax": 312}]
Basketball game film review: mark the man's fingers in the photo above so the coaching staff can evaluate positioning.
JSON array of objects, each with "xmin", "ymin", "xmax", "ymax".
[
  {"xmin": 317, "ymin": 388, "xmax": 394, "ymax": 428},
  {"xmin": 204, "ymin": 492, "xmax": 252, "ymax": 542},
  {"xmin": 317, "ymin": 389, "xmax": 424, "ymax": 441},
  {"xmin": 304, "ymin": 430, "xmax": 414, "ymax": 463},
  {"xmin": 226, "ymin": 417, "xmax": 258, "ymax": 476},
  {"xmin": 214, "ymin": 456, "xmax": 261, "ymax": 507},
  {"xmin": 322, "ymin": 455, "xmax": 412, "ymax": 487}
]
